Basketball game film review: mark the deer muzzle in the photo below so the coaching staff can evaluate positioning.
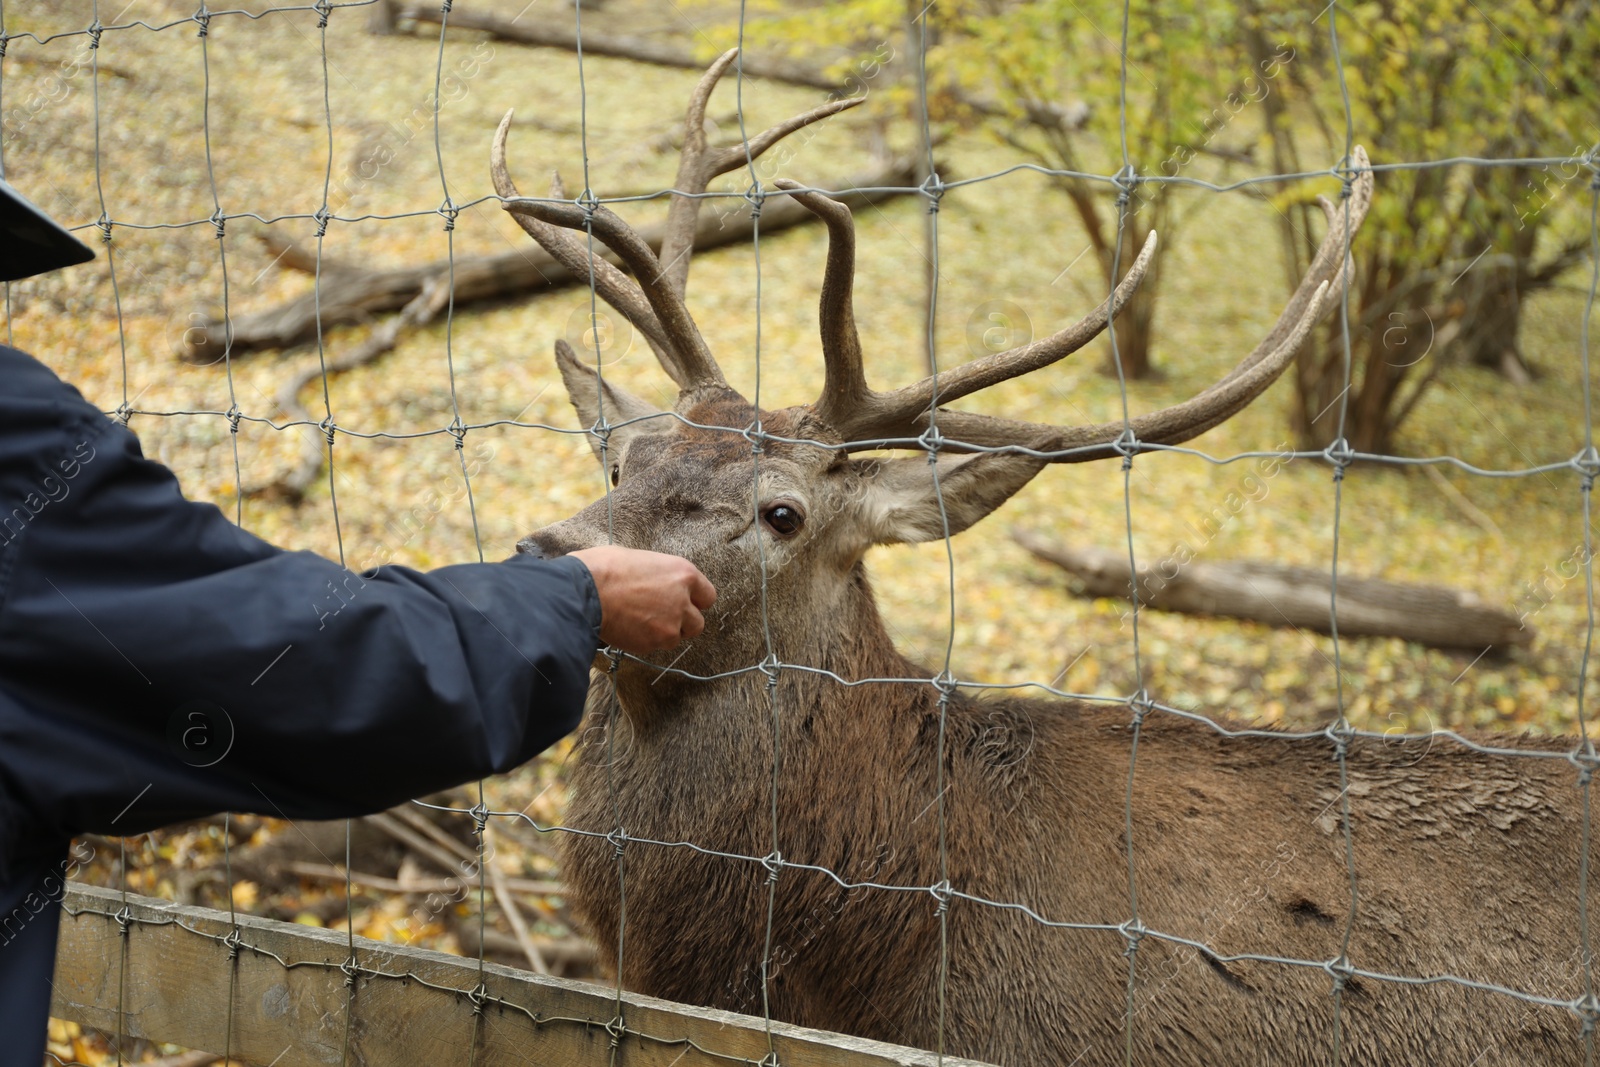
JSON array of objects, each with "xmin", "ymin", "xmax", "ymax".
[{"xmin": 516, "ymin": 516, "xmax": 607, "ymax": 561}]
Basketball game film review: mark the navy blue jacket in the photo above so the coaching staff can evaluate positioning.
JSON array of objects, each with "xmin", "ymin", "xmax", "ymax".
[{"xmin": 0, "ymin": 345, "xmax": 601, "ymax": 1063}]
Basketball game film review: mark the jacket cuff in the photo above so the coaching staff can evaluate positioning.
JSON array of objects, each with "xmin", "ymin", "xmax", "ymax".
[{"xmin": 545, "ymin": 553, "xmax": 604, "ymax": 648}]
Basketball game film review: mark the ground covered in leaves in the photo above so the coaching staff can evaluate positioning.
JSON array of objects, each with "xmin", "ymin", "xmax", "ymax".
[{"xmin": 4, "ymin": 1, "xmax": 1597, "ymax": 1062}]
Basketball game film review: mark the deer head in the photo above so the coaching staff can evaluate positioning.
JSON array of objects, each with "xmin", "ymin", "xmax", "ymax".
[{"xmin": 495, "ymin": 51, "xmax": 1374, "ymax": 705}]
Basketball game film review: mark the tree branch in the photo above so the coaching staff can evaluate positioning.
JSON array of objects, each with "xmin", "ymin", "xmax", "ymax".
[{"xmin": 398, "ymin": 6, "xmax": 840, "ymax": 90}]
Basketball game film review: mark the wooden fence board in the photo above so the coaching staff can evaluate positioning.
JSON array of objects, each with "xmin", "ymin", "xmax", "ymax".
[{"xmin": 53, "ymin": 883, "xmax": 994, "ymax": 1067}]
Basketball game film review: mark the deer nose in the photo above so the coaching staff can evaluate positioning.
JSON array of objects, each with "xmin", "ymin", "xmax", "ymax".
[
  {"xmin": 517, "ymin": 522, "xmax": 595, "ymax": 560},
  {"xmin": 514, "ymin": 535, "xmax": 550, "ymax": 559}
]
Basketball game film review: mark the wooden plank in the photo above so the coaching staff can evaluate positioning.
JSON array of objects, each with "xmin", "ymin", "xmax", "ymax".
[{"xmin": 53, "ymin": 883, "xmax": 993, "ymax": 1067}]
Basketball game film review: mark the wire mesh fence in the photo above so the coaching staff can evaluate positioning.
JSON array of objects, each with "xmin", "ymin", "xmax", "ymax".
[{"xmin": 5, "ymin": 1, "xmax": 1600, "ymax": 1065}]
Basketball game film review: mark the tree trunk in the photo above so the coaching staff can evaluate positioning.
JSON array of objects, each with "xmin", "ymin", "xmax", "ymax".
[
  {"xmin": 1459, "ymin": 278, "xmax": 1527, "ymax": 378},
  {"xmin": 1293, "ymin": 325, "xmax": 1405, "ymax": 455},
  {"xmin": 366, "ymin": 0, "xmax": 395, "ymax": 35},
  {"xmin": 1457, "ymin": 259, "xmax": 1535, "ymax": 383},
  {"xmin": 1103, "ymin": 281, "xmax": 1158, "ymax": 380},
  {"xmin": 1452, "ymin": 165, "xmax": 1543, "ymax": 381},
  {"xmin": 1094, "ymin": 225, "xmax": 1160, "ymax": 380},
  {"xmin": 1291, "ymin": 329, "xmax": 1338, "ymax": 451}
]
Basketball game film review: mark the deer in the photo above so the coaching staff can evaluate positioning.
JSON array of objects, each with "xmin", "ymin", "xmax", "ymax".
[{"xmin": 491, "ymin": 52, "xmax": 1593, "ymax": 1066}]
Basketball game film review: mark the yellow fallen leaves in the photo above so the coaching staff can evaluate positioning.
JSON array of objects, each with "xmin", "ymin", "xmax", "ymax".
[
  {"xmin": 229, "ymin": 879, "xmax": 259, "ymax": 910},
  {"xmin": 47, "ymin": 1019, "xmax": 217, "ymax": 1066}
]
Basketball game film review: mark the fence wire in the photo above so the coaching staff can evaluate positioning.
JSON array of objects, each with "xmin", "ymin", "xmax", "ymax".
[{"xmin": 3, "ymin": 2, "xmax": 1600, "ymax": 1066}]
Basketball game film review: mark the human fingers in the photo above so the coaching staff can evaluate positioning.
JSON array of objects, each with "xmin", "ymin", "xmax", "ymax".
[{"xmin": 687, "ymin": 568, "xmax": 717, "ymax": 611}]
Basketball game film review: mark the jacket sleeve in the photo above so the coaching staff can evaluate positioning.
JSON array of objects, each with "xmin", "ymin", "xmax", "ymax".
[{"xmin": 0, "ymin": 345, "xmax": 601, "ymax": 859}]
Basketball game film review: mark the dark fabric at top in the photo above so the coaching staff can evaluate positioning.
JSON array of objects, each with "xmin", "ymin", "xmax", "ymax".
[{"xmin": 0, "ymin": 344, "xmax": 601, "ymax": 1064}]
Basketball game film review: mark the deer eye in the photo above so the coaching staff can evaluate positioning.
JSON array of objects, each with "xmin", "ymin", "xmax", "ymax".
[
  {"xmin": 761, "ymin": 503, "xmax": 805, "ymax": 537},
  {"xmin": 610, "ymin": 462, "xmax": 620, "ymax": 487}
]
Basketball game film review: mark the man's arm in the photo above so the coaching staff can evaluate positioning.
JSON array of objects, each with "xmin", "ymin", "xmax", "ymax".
[
  {"xmin": 0, "ymin": 345, "xmax": 696, "ymax": 850},
  {"xmin": 0, "ymin": 345, "xmax": 716, "ymax": 1067}
]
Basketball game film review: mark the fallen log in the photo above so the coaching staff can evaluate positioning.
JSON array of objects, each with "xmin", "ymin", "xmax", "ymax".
[
  {"xmin": 367, "ymin": 0, "xmax": 396, "ymax": 35},
  {"xmin": 392, "ymin": 7, "xmax": 1089, "ymax": 134},
  {"xmin": 398, "ymin": 5, "xmax": 839, "ymax": 90},
  {"xmin": 1013, "ymin": 531, "xmax": 1533, "ymax": 652},
  {"xmin": 453, "ymin": 923, "xmax": 598, "ymax": 972},
  {"xmin": 181, "ymin": 155, "xmax": 915, "ymax": 362},
  {"xmin": 130, "ymin": 1052, "xmax": 221, "ymax": 1067}
]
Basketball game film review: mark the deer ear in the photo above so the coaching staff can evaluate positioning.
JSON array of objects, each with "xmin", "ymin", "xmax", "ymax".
[
  {"xmin": 555, "ymin": 339, "xmax": 667, "ymax": 463},
  {"xmin": 851, "ymin": 452, "xmax": 1048, "ymax": 546}
]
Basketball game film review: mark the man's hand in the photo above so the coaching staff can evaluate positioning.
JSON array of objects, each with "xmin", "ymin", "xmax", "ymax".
[{"xmin": 569, "ymin": 546, "xmax": 717, "ymax": 655}]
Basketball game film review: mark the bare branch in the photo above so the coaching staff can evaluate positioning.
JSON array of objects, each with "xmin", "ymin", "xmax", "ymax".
[
  {"xmin": 400, "ymin": 6, "xmax": 842, "ymax": 91},
  {"xmin": 486, "ymin": 825, "xmax": 549, "ymax": 975}
]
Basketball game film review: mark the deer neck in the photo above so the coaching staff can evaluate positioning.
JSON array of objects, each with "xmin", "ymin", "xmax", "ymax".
[
  {"xmin": 608, "ymin": 558, "xmax": 923, "ymax": 717},
  {"xmin": 577, "ymin": 559, "xmax": 954, "ymax": 849}
]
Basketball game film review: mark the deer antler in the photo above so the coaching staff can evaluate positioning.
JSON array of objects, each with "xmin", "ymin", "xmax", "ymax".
[
  {"xmin": 493, "ymin": 116, "xmax": 724, "ymax": 391},
  {"xmin": 774, "ymin": 177, "xmax": 1158, "ymax": 441},
  {"xmin": 491, "ymin": 49, "xmax": 863, "ymax": 394},
  {"xmin": 768, "ymin": 179, "xmax": 869, "ymax": 424},
  {"xmin": 492, "ymin": 119, "xmax": 680, "ymax": 373},
  {"xmin": 781, "ymin": 146, "xmax": 1375, "ymax": 457},
  {"xmin": 659, "ymin": 50, "xmax": 863, "ymax": 299}
]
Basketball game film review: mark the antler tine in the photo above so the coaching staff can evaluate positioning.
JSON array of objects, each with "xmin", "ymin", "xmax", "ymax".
[
  {"xmin": 658, "ymin": 47, "xmax": 865, "ymax": 299},
  {"xmin": 1214, "ymin": 145, "xmax": 1374, "ymax": 390},
  {"xmin": 491, "ymin": 111, "xmax": 681, "ymax": 374},
  {"xmin": 855, "ymin": 145, "xmax": 1375, "ymax": 461},
  {"xmin": 920, "ymin": 281, "xmax": 1330, "ymax": 461},
  {"xmin": 804, "ymin": 231, "xmax": 1158, "ymax": 444},
  {"xmin": 656, "ymin": 49, "xmax": 740, "ymax": 300},
  {"xmin": 868, "ymin": 232, "xmax": 1158, "ymax": 436},
  {"xmin": 492, "ymin": 109, "xmax": 727, "ymax": 391},
  {"xmin": 771, "ymin": 179, "xmax": 869, "ymax": 428}
]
